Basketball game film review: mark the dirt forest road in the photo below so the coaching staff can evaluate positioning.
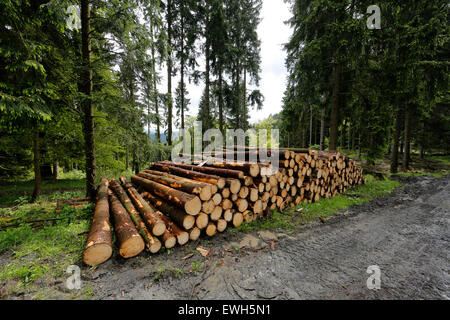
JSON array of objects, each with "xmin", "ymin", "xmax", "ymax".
[{"xmin": 90, "ymin": 175, "xmax": 449, "ymax": 300}]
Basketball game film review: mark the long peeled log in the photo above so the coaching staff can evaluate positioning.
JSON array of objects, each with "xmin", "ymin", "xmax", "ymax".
[
  {"xmin": 142, "ymin": 191, "xmax": 195, "ymax": 230},
  {"xmin": 199, "ymin": 162, "xmax": 260, "ymax": 177},
  {"xmin": 159, "ymin": 160, "xmax": 245, "ymax": 179},
  {"xmin": 131, "ymin": 175, "xmax": 201, "ymax": 215},
  {"xmin": 149, "ymin": 163, "xmax": 226, "ymax": 189},
  {"xmin": 110, "ymin": 179, "xmax": 161, "ymax": 253},
  {"xmin": 83, "ymin": 178, "xmax": 112, "ymax": 266},
  {"xmin": 119, "ymin": 177, "xmax": 166, "ymax": 237},
  {"xmin": 108, "ymin": 190, "xmax": 145, "ymax": 258},
  {"xmin": 153, "ymin": 208, "xmax": 189, "ymax": 246},
  {"xmin": 137, "ymin": 172, "xmax": 212, "ymax": 201},
  {"xmin": 143, "ymin": 169, "xmax": 218, "ymax": 194}
]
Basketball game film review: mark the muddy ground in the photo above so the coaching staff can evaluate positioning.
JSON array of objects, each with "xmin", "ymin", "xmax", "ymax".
[{"xmin": 13, "ymin": 175, "xmax": 450, "ymax": 299}]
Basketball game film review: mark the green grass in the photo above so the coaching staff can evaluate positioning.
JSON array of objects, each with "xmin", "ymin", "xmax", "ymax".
[
  {"xmin": 0, "ymin": 203, "xmax": 93, "ymax": 294},
  {"xmin": 236, "ymin": 174, "xmax": 400, "ymax": 233},
  {"xmin": 0, "ymin": 178, "xmax": 86, "ymax": 206}
]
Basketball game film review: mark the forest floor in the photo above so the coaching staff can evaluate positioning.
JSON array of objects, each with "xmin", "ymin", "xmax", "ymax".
[{"xmin": 0, "ymin": 155, "xmax": 449, "ymax": 300}]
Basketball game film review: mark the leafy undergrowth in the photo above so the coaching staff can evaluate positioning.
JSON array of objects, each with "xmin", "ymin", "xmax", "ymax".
[
  {"xmin": 235, "ymin": 174, "xmax": 401, "ymax": 233},
  {"xmin": 0, "ymin": 179, "xmax": 86, "ymax": 206},
  {"xmin": 0, "ymin": 201, "xmax": 93, "ymax": 298}
]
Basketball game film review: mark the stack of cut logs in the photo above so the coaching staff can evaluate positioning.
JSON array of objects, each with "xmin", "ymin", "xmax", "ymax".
[{"xmin": 83, "ymin": 148, "xmax": 365, "ymax": 266}]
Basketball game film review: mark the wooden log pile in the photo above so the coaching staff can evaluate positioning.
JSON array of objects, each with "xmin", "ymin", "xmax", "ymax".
[{"xmin": 83, "ymin": 148, "xmax": 365, "ymax": 266}]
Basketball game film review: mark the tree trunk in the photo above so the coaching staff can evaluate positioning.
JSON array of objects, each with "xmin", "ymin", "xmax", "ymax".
[
  {"xmin": 403, "ymin": 105, "xmax": 411, "ymax": 170},
  {"xmin": 158, "ymin": 161, "xmax": 244, "ymax": 179},
  {"xmin": 52, "ymin": 161, "xmax": 59, "ymax": 180},
  {"xmin": 166, "ymin": 0, "xmax": 173, "ymax": 145},
  {"xmin": 180, "ymin": 14, "xmax": 185, "ymax": 133},
  {"xmin": 148, "ymin": 163, "xmax": 226, "ymax": 188},
  {"xmin": 218, "ymin": 66, "xmax": 224, "ymax": 135},
  {"xmin": 81, "ymin": 0, "xmax": 96, "ymax": 201},
  {"xmin": 143, "ymin": 168, "xmax": 218, "ymax": 194},
  {"xmin": 391, "ymin": 106, "xmax": 401, "ymax": 173},
  {"xmin": 83, "ymin": 178, "xmax": 112, "ymax": 266},
  {"xmin": 205, "ymin": 43, "xmax": 211, "ymax": 129},
  {"xmin": 125, "ymin": 144, "xmax": 129, "ymax": 170},
  {"xmin": 143, "ymin": 191, "xmax": 195, "ymax": 230},
  {"xmin": 243, "ymin": 69, "xmax": 247, "ymax": 131},
  {"xmin": 32, "ymin": 126, "xmax": 41, "ymax": 201},
  {"xmin": 200, "ymin": 161, "xmax": 260, "ymax": 177},
  {"xmin": 109, "ymin": 179, "xmax": 161, "ymax": 253},
  {"xmin": 152, "ymin": 208, "xmax": 189, "ymax": 245},
  {"xmin": 347, "ymin": 121, "xmax": 351, "ymax": 150},
  {"xmin": 329, "ymin": 64, "xmax": 341, "ymax": 151},
  {"xmin": 320, "ymin": 105, "xmax": 325, "ymax": 151},
  {"xmin": 150, "ymin": 20, "xmax": 160, "ymax": 144},
  {"xmin": 131, "ymin": 175, "xmax": 201, "ymax": 215},
  {"xmin": 119, "ymin": 177, "xmax": 167, "ymax": 236},
  {"xmin": 309, "ymin": 104, "xmax": 313, "ymax": 147},
  {"xmin": 108, "ymin": 190, "xmax": 145, "ymax": 258},
  {"xmin": 137, "ymin": 171, "xmax": 212, "ymax": 201},
  {"xmin": 420, "ymin": 120, "xmax": 425, "ymax": 159}
]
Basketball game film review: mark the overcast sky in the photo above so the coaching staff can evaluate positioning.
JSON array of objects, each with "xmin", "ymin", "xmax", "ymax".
[{"xmin": 154, "ymin": 1, "xmax": 292, "ymax": 131}]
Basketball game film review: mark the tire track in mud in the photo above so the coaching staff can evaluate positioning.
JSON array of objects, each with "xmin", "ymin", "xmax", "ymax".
[{"xmin": 93, "ymin": 175, "xmax": 449, "ymax": 300}]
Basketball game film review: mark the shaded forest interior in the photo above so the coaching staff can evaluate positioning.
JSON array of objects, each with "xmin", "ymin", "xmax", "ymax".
[{"xmin": 0, "ymin": 0, "xmax": 448, "ymax": 201}]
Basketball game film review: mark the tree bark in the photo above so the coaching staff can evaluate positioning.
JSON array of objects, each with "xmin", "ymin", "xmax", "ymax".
[
  {"xmin": 329, "ymin": 64, "xmax": 341, "ymax": 151},
  {"xmin": 391, "ymin": 105, "xmax": 401, "ymax": 173},
  {"xmin": 200, "ymin": 162, "xmax": 260, "ymax": 177},
  {"xmin": 119, "ymin": 177, "xmax": 166, "ymax": 236},
  {"xmin": 402, "ymin": 105, "xmax": 411, "ymax": 170},
  {"xmin": 131, "ymin": 175, "xmax": 201, "ymax": 215},
  {"xmin": 109, "ymin": 180, "xmax": 161, "ymax": 253},
  {"xmin": 32, "ymin": 126, "xmax": 41, "ymax": 201},
  {"xmin": 52, "ymin": 161, "xmax": 59, "ymax": 180},
  {"xmin": 81, "ymin": 0, "xmax": 96, "ymax": 201},
  {"xmin": 137, "ymin": 171, "xmax": 212, "ymax": 201},
  {"xmin": 83, "ymin": 178, "xmax": 112, "ymax": 266},
  {"xmin": 159, "ymin": 160, "xmax": 245, "ymax": 179},
  {"xmin": 149, "ymin": 162, "xmax": 226, "ymax": 188},
  {"xmin": 218, "ymin": 66, "xmax": 224, "ymax": 135},
  {"xmin": 108, "ymin": 190, "xmax": 144, "ymax": 258},
  {"xmin": 154, "ymin": 209, "xmax": 189, "ymax": 245},
  {"xmin": 142, "ymin": 191, "xmax": 195, "ymax": 230},
  {"xmin": 419, "ymin": 120, "xmax": 425, "ymax": 159},
  {"xmin": 143, "ymin": 169, "xmax": 218, "ymax": 194},
  {"xmin": 320, "ymin": 105, "xmax": 326, "ymax": 151},
  {"xmin": 205, "ymin": 41, "xmax": 211, "ymax": 129},
  {"xmin": 166, "ymin": 0, "xmax": 173, "ymax": 145},
  {"xmin": 309, "ymin": 104, "xmax": 313, "ymax": 147},
  {"xmin": 150, "ymin": 19, "xmax": 160, "ymax": 144}
]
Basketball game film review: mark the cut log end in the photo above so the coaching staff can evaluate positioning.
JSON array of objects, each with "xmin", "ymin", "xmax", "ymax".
[
  {"xmin": 205, "ymin": 222, "xmax": 217, "ymax": 237},
  {"xmin": 217, "ymin": 219, "xmax": 227, "ymax": 233},
  {"xmin": 212, "ymin": 193, "xmax": 222, "ymax": 206},
  {"xmin": 189, "ymin": 227, "xmax": 201, "ymax": 241},
  {"xmin": 83, "ymin": 244, "xmax": 112, "ymax": 267},
  {"xmin": 199, "ymin": 186, "xmax": 212, "ymax": 201},
  {"xmin": 163, "ymin": 236, "xmax": 177, "ymax": 249},
  {"xmin": 232, "ymin": 212, "xmax": 244, "ymax": 228},
  {"xmin": 223, "ymin": 209, "xmax": 233, "ymax": 222},
  {"xmin": 152, "ymin": 221, "xmax": 167, "ymax": 237},
  {"xmin": 196, "ymin": 213, "xmax": 209, "ymax": 229},
  {"xmin": 119, "ymin": 235, "xmax": 145, "ymax": 259},
  {"xmin": 148, "ymin": 239, "xmax": 162, "ymax": 254},
  {"xmin": 249, "ymin": 164, "xmax": 260, "ymax": 177},
  {"xmin": 210, "ymin": 206, "xmax": 223, "ymax": 221},
  {"xmin": 185, "ymin": 196, "xmax": 202, "ymax": 215},
  {"xmin": 183, "ymin": 215, "xmax": 196, "ymax": 230},
  {"xmin": 228, "ymin": 179, "xmax": 241, "ymax": 194},
  {"xmin": 177, "ymin": 231, "xmax": 190, "ymax": 246}
]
